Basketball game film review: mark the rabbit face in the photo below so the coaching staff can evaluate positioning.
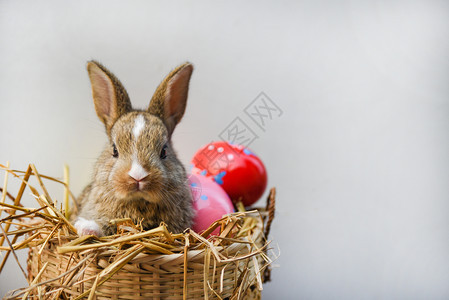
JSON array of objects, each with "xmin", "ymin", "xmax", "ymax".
[{"xmin": 106, "ymin": 112, "xmax": 172, "ymax": 203}]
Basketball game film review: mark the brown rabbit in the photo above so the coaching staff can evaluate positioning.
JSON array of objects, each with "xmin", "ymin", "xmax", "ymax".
[{"xmin": 73, "ymin": 61, "xmax": 195, "ymax": 236}]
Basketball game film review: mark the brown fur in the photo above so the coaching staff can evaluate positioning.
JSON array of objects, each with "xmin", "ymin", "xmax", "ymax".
[{"xmin": 75, "ymin": 61, "xmax": 195, "ymax": 235}]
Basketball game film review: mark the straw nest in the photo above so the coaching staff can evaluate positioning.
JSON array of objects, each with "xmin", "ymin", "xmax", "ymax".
[{"xmin": 0, "ymin": 164, "xmax": 276, "ymax": 299}]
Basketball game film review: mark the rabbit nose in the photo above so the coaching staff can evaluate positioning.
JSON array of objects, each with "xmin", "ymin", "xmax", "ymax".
[{"xmin": 128, "ymin": 161, "xmax": 149, "ymax": 181}]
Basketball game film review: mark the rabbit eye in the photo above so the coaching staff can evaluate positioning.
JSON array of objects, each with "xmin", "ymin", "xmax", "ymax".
[
  {"xmin": 112, "ymin": 144, "xmax": 119, "ymax": 158},
  {"xmin": 160, "ymin": 144, "xmax": 168, "ymax": 159}
]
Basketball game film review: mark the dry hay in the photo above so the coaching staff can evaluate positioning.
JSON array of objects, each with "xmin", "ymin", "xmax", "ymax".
[{"xmin": 0, "ymin": 163, "xmax": 276, "ymax": 299}]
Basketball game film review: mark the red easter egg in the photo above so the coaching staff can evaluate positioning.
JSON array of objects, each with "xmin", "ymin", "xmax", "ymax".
[
  {"xmin": 191, "ymin": 141, "xmax": 267, "ymax": 207},
  {"xmin": 188, "ymin": 173, "xmax": 234, "ymax": 235}
]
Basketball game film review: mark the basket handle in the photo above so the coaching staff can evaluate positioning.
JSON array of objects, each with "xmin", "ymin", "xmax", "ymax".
[
  {"xmin": 262, "ymin": 187, "xmax": 276, "ymax": 283},
  {"xmin": 264, "ymin": 187, "xmax": 276, "ymax": 238}
]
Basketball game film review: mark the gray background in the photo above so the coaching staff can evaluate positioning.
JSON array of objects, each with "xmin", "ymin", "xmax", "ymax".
[{"xmin": 1, "ymin": 0, "xmax": 449, "ymax": 298}]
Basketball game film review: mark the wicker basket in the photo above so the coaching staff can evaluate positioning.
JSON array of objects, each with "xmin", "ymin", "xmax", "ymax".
[{"xmin": 25, "ymin": 189, "xmax": 276, "ymax": 300}]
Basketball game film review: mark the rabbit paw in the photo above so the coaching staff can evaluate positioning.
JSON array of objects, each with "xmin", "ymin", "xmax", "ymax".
[{"xmin": 74, "ymin": 217, "xmax": 103, "ymax": 236}]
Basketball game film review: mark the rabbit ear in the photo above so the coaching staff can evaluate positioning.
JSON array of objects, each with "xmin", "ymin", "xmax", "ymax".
[
  {"xmin": 148, "ymin": 63, "xmax": 193, "ymax": 136},
  {"xmin": 87, "ymin": 61, "xmax": 132, "ymax": 134}
]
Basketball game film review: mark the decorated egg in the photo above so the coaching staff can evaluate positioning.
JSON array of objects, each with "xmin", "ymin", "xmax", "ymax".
[
  {"xmin": 188, "ymin": 173, "xmax": 235, "ymax": 235},
  {"xmin": 191, "ymin": 141, "xmax": 267, "ymax": 207}
]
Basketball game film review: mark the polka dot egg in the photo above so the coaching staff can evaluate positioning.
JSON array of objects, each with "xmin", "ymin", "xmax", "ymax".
[
  {"xmin": 191, "ymin": 141, "xmax": 267, "ymax": 207},
  {"xmin": 188, "ymin": 173, "xmax": 234, "ymax": 235}
]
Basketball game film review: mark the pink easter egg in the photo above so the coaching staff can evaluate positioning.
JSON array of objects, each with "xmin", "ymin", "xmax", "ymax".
[{"xmin": 188, "ymin": 173, "xmax": 234, "ymax": 235}]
